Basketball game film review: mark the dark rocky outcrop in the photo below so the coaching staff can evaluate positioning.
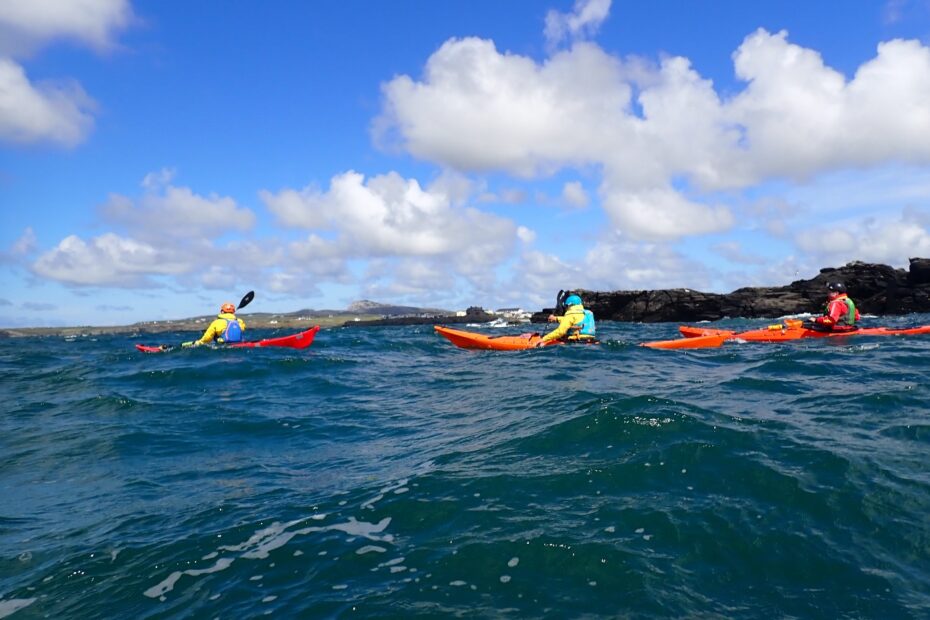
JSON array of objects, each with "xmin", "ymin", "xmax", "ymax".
[{"xmin": 532, "ymin": 258, "xmax": 930, "ymax": 323}]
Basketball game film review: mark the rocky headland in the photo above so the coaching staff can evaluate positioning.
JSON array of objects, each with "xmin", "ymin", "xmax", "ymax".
[{"xmin": 531, "ymin": 258, "xmax": 930, "ymax": 323}]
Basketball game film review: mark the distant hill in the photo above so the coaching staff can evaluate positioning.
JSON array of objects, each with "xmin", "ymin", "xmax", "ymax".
[{"xmin": 345, "ymin": 300, "xmax": 452, "ymax": 316}]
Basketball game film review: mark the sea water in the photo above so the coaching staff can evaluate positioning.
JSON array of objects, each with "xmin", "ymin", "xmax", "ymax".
[{"xmin": 1, "ymin": 317, "xmax": 929, "ymax": 618}]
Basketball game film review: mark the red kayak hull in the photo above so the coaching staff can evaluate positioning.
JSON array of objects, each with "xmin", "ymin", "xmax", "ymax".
[{"xmin": 135, "ymin": 325, "xmax": 320, "ymax": 353}]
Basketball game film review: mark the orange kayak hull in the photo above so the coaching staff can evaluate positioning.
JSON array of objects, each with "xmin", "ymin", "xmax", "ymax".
[
  {"xmin": 679, "ymin": 323, "xmax": 930, "ymax": 342},
  {"xmin": 646, "ymin": 322, "xmax": 930, "ymax": 349},
  {"xmin": 434, "ymin": 325, "xmax": 598, "ymax": 350},
  {"xmin": 641, "ymin": 333, "xmax": 728, "ymax": 349}
]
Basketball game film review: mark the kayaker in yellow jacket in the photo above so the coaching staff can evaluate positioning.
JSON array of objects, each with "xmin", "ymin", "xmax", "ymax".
[
  {"xmin": 190, "ymin": 302, "xmax": 246, "ymax": 346},
  {"xmin": 535, "ymin": 293, "xmax": 596, "ymax": 346}
]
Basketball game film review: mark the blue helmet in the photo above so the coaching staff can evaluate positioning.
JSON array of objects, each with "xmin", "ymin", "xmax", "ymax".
[{"xmin": 564, "ymin": 294, "xmax": 582, "ymax": 306}]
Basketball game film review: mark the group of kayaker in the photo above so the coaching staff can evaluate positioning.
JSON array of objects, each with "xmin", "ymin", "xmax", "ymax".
[{"xmin": 189, "ymin": 282, "xmax": 857, "ymax": 347}]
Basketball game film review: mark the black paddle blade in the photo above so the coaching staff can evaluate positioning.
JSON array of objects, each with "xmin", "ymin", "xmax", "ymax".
[
  {"xmin": 556, "ymin": 290, "xmax": 566, "ymax": 313},
  {"xmin": 238, "ymin": 291, "xmax": 255, "ymax": 310}
]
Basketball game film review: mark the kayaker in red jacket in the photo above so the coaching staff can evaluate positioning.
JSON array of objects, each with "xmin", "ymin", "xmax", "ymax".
[{"xmin": 808, "ymin": 282, "xmax": 859, "ymax": 332}]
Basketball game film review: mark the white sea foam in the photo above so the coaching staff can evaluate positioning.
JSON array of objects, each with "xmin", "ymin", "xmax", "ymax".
[
  {"xmin": 144, "ymin": 515, "xmax": 393, "ymax": 599},
  {"xmin": 144, "ymin": 557, "xmax": 234, "ymax": 598},
  {"xmin": 362, "ymin": 480, "xmax": 409, "ymax": 509}
]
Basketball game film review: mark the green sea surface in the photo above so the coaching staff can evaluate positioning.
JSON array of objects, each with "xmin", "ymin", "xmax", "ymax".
[{"xmin": 2, "ymin": 317, "xmax": 929, "ymax": 618}]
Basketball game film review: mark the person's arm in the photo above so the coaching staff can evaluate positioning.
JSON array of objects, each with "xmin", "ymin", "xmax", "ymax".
[
  {"xmin": 815, "ymin": 300, "xmax": 839, "ymax": 326},
  {"xmin": 827, "ymin": 300, "xmax": 846, "ymax": 322},
  {"xmin": 195, "ymin": 320, "xmax": 220, "ymax": 345},
  {"xmin": 541, "ymin": 315, "xmax": 573, "ymax": 342}
]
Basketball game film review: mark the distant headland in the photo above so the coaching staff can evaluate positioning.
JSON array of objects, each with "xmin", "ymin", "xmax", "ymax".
[
  {"xmin": 530, "ymin": 257, "xmax": 930, "ymax": 324},
  {"xmin": 3, "ymin": 258, "xmax": 929, "ymax": 338}
]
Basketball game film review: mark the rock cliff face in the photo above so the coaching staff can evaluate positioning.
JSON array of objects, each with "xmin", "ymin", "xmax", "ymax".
[{"xmin": 532, "ymin": 258, "xmax": 930, "ymax": 323}]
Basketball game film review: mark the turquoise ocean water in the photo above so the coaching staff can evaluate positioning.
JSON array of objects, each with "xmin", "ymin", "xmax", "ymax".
[{"xmin": 2, "ymin": 317, "xmax": 929, "ymax": 619}]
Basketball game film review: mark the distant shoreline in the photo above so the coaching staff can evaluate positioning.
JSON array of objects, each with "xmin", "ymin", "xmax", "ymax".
[
  {"xmin": 7, "ymin": 258, "xmax": 929, "ymax": 337},
  {"xmin": 0, "ymin": 313, "xmax": 383, "ymax": 338}
]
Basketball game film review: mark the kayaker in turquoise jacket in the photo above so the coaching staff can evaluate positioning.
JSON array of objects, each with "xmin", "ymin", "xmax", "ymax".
[
  {"xmin": 536, "ymin": 293, "xmax": 596, "ymax": 346},
  {"xmin": 187, "ymin": 302, "xmax": 246, "ymax": 346},
  {"xmin": 808, "ymin": 282, "xmax": 859, "ymax": 332}
]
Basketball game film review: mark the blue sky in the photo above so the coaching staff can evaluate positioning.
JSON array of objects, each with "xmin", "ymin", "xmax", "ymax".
[{"xmin": 2, "ymin": 0, "xmax": 930, "ymax": 327}]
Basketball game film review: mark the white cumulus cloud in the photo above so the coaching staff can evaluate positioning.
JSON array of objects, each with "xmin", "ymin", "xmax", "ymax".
[
  {"xmin": 0, "ymin": 0, "xmax": 133, "ymax": 147},
  {"xmin": 795, "ymin": 209, "xmax": 930, "ymax": 267},
  {"xmin": 561, "ymin": 181, "xmax": 589, "ymax": 208},
  {"xmin": 602, "ymin": 186, "xmax": 734, "ymax": 240},
  {"xmin": 262, "ymin": 170, "xmax": 526, "ymax": 300},
  {"xmin": 0, "ymin": 0, "xmax": 133, "ymax": 56},
  {"xmin": 263, "ymin": 170, "xmax": 519, "ymax": 262},
  {"xmin": 0, "ymin": 58, "xmax": 96, "ymax": 146},
  {"xmin": 376, "ymin": 28, "xmax": 930, "ymax": 242},
  {"xmin": 101, "ymin": 174, "xmax": 256, "ymax": 240},
  {"xmin": 545, "ymin": 0, "xmax": 612, "ymax": 48},
  {"xmin": 32, "ymin": 233, "xmax": 189, "ymax": 287},
  {"xmin": 375, "ymin": 38, "xmax": 630, "ymax": 177}
]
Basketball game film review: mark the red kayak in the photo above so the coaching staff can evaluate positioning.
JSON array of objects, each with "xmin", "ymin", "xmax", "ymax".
[
  {"xmin": 435, "ymin": 325, "xmax": 598, "ymax": 350},
  {"xmin": 643, "ymin": 320, "xmax": 930, "ymax": 349},
  {"xmin": 135, "ymin": 325, "xmax": 320, "ymax": 353}
]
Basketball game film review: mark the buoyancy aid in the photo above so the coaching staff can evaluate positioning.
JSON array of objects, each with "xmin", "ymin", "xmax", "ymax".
[
  {"xmin": 824, "ymin": 294, "xmax": 858, "ymax": 326},
  {"xmin": 222, "ymin": 317, "xmax": 243, "ymax": 343},
  {"xmin": 565, "ymin": 307, "xmax": 597, "ymax": 341},
  {"xmin": 576, "ymin": 309, "xmax": 596, "ymax": 337}
]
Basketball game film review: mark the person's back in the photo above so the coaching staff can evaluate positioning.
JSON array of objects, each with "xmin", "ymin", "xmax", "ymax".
[{"xmin": 194, "ymin": 302, "xmax": 247, "ymax": 345}]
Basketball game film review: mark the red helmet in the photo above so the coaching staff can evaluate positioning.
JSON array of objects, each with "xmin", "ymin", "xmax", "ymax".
[{"xmin": 220, "ymin": 302, "xmax": 236, "ymax": 314}]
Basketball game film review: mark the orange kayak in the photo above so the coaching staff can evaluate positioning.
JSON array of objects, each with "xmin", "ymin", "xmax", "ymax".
[
  {"xmin": 680, "ymin": 321, "xmax": 930, "ymax": 342},
  {"xmin": 641, "ymin": 333, "xmax": 729, "ymax": 349},
  {"xmin": 434, "ymin": 325, "xmax": 597, "ymax": 350},
  {"xmin": 643, "ymin": 320, "xmax": 930, "ymax": 349}
]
